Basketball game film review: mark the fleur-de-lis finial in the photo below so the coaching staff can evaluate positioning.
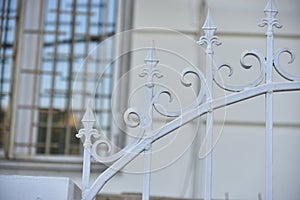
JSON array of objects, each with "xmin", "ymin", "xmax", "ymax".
[
  {"xmin": 198, "ymin": 9, "xmax": 221, "ymax": 52},
  {"xmin": 139, "ymin": 41, "xmax": 163, "ymax": 87},
  {"xmin": 258, "ymin": 0, "xmax": 282, "ymax": 31},
  {"xmin": 76, "ymin": 101, "xmax": 100, "ymax": 149}
]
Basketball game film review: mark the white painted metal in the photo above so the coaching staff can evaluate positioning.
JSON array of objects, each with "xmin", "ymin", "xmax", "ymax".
[
  {"xmin": 140, "ymin": 42, "xmax": 161, "ymax": 200},
  {"xmin": 76, "ymin": 1, "xmax": 300, "ymax": 200},
  {"xmin": 76, "ymin": 101, "xmax": 100, "ymax": 198},
  {"xmin": 258, "ymin": 1, "xmax": 283, "ymax": 199},
  {"xmin": 198, "ymin": 10, "xmax": 221, "ymax": 200}
]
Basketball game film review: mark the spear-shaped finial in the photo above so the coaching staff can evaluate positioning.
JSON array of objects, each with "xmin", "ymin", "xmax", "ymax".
[
  {"xmin": 202, "ymin": 9, "xmax": 216, "ymax": 31},
  {"xmin": 144, "ymin": 40, "xmax": 159, "ymax": 65},
  {"xmin": 81, "ymin": 100, "xmax": 96, "ymax": 130},
  {"xmin": 198, "ymin": 9, "xmax": 221, "ymax": 49},
  {"xmin": 258, "ymin": 0, "xmax": 282, "ymax": 30},
  {"xmin": 264, "ymin": 0, "xmax": 278, "ymax": 14}
]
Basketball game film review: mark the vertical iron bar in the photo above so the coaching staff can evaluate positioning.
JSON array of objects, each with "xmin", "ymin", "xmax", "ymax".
[
  {"xmin": 82, "ymin": 142, "xmax": 91, "ymax": 196},
  {"xmin": 142, "ymin": 43, "xmax": 159, "ymax": 200},
  {"xmin": 261, "ymin": 1, "xmax": 280, "ymax": 199},
  {"xmin": 198, "ymin": 10, "xmax": 220, "ymax": 200},
  {"xmin": 142, "ymin": 144, "xmax": 152, "ymax": 200},
  {"xmin": 265, "ymin": 20, "xmax": 274, "ymax": 200},
  {"xmin": 142, "ymin": 76, "xmax": 153, "ymax": 200},
  {"xmin": 77, "ymin": 101, "xmax": 97, "ymax": 199},
  {"xmin": 266, "ymin": 93, "xmax": 273, "ymax": 200},
  {"xmin": 142, "ymin": 90, "xmax": 153, "ymax": 200},
  {"xmin": 204, "ymin": 48, "xmax": 213, "ymax": 200}
]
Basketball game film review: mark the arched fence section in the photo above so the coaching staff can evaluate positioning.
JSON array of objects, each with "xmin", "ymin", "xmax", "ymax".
[{"xmin": 76, "ymin": 0, "xmax": 300, "ymax": 199}]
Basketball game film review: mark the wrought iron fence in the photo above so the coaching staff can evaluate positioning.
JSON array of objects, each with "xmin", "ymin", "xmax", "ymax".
[{"xmin": 76, "ymin": 0, "xmax": 300, "ymax": 200}]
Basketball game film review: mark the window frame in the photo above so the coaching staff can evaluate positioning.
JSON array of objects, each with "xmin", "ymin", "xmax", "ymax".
[{"xmin": 0, "ymin": 0, "xmax": 134, "ymax": 169}]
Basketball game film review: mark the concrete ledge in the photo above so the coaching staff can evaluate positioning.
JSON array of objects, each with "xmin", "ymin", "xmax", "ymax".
[
  {"xmin": 0, "ymin": 175, "xmax": 81, "ymax": 200},
  {"xmin": 97, "ymin": 193, "xmax": 225, "ymax": 200}
]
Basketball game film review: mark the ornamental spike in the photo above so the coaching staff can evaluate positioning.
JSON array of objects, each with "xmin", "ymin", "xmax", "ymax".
[
  {"xmin": 202, "ymin": 9, "xmax": 216, "ymax": 31},
  {"xmin": 264, "ymin": 0, "xmax": 278, "ymax": 13},
  {"xmin": 82, "ymin": 100, "xmax": 96, "ymax": 123},
  {"xmin": 144, "ymin": 40, "xmax": 159, "ymax": 65},
  {"xmin": 258, "ymin": 0, "xmax": 282, "ymax": 31},
  {"xmin": 198, "ymin": 8, "xmax": 221, "ymax": 50}
]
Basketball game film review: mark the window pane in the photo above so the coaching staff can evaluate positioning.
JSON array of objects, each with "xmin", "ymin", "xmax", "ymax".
[
  {"xmin": 0, "ymin": 0, "xmax": 19, "ymax": 155},
  {"xmin": 35, "ymin": 0, "xmax": 117, "ymax": 155},
  {"xmin": 2, "ymin": 0, "xmax": 117, "ymax": 157}
]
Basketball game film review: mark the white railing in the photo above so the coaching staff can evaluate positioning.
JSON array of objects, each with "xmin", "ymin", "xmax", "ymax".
[{"xmin": 76, "ymin": 0, "xmax": 300, "ymax": 199}]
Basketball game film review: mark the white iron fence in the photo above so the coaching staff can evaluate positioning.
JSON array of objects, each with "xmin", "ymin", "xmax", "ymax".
[{"xmin": 76, "ymin": 0, "xmax": 300, "ymax": 199}]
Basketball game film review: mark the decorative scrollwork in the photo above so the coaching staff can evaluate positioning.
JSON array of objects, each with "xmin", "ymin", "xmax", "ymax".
[
  {"xmin": 76, "ymin": 101, "xmax": 146, "ymax": 164},
  {"xmin": 123, "ymin": 108, "xmax": 143, "ymax": 128},
  {"xmin": 92, "ymin": 139, "xmax": 112, "ymax": 156},
  {"xmin": 89, "ymin": 107, "xmax": 146, "ymax": 164},
  {"xmin": 152, "ymin": 89, "xmax": 180, "ymax": 117},
  {"xmin": 180, "ymin": 67, "xmax": 209, "ymax": 104},
  {"xmin": 91, "ymin": 128, "xmax": 145, "ymax": 164},
  {"xmin": 274, "ymin": 48, "xmax": 299, "ymax": 81},
  {"xmin": 152, "ymin": 67, "xmax": 209, "ymax": 117},
  {"xmin": 214, "ymin": 50, "xmax": 266, "ymax": 92}
]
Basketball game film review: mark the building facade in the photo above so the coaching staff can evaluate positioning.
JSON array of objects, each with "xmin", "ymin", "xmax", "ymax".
[{"xmin": 1, "ymin": 0, "xmax": 300, "ymax": 200}]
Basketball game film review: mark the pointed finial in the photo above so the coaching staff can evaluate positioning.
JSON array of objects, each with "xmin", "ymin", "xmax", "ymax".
[
  {"xmin": 264, "ymin": 0, "xmax": 278, "ymax": 13},
  {"xmin": 202, "ymin": 9, "xmax": 216, "ymax": 31},
  {"xmin": 198, "ymin": 8, "xmax": 221, "ymax": 49},
  {"xmin": 82, "ymin": 100, "xmax": 96, "ymax": 123},
  {"xmin": 258, "ymin": 0, "xmax": 282, "ymax": 30},
  {"xmin": 144, "ymin": 40, "xmax": 159, "ymax": 65}
]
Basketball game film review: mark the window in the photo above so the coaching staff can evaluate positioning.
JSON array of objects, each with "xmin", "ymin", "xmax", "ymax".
[
  {"xmin": 0, "ymin": 0, "xmax": 129, "ymax": 160},
  {"xmin": 0, "ymin": 0, "xmax": 20, "ymax": 157}
]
